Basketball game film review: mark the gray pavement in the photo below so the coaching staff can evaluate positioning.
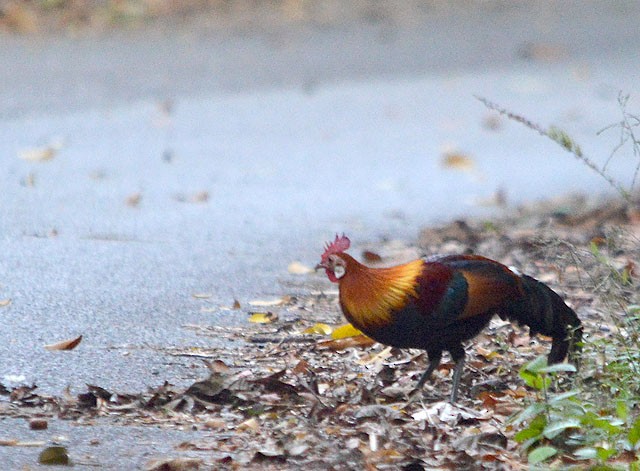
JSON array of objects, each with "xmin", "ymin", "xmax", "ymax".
[{"xmin": 1, "ymin": 1, "xmax": 639, "ymax": 467}]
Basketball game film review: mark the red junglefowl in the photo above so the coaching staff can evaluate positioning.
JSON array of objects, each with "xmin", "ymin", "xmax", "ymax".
[{"xmin": 317, "ymin": 234, "xmax": 582, "ymax": 402}]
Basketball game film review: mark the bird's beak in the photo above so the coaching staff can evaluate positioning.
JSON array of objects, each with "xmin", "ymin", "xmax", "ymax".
[{"xmin": 315, "ymin": 263, "xmax": 325, "ymax": 271}]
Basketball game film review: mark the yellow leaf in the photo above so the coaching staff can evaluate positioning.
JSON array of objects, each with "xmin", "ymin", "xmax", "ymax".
[
  {"xmin": 303, "ymin": 323, "xmax": 333, "ymax": 335},
  {"xmin": 331, "ymin": 323, "xmax": 363, "ymax": 339},
  {"xmin": 248, "ymin": 312, "xmax": 278, "ymax": 324},
  {"xmin": 19, "ymin": 146, "xmax": 57, "ymax": 162},
  {"xmin": 441, "ymin": 152, "xmax": 475, "ymax": 172}
]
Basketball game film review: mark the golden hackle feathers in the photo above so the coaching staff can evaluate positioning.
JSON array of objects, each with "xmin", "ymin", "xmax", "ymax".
[{"xmin": 338, "ymin": 256, "xmax": 424, "ymax": 331}]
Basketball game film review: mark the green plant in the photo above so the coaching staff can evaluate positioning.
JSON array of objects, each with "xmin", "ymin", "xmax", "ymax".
[{"xmin": 512, "ymin": 356, "xmax": 640, "ymax": 467}]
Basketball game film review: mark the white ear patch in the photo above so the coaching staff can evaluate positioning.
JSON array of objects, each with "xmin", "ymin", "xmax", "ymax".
[{"xmin": 333, "ymin": 264, "xmax": 346, "ymax": 279}]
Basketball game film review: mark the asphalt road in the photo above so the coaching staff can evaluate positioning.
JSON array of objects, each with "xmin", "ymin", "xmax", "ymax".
[{"xmin": 1, "ymin": 1, "xmax": 639, "ymax": 467}]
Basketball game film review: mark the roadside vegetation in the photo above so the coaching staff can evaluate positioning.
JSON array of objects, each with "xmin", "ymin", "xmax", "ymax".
[{"xmin": 480, "ymin": 93, "xmax": 640, "ymax": 468}]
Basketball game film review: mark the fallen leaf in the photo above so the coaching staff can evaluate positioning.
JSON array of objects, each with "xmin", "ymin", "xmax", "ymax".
[
  {"xmin": 145, "ymin": 457, "xmax": 203, "ymax": 471},
  {"xmin": 0, "ymin": 299, "xmax": 11, "ymax": 307},
  {"xmin": 357, "ymin": 346, "xmax": 393, "ymax": 365},
  {"xmin": 317, "ymin": 335, "xmax": 375, "ymax": 351},
  {"xmin": 174, "ymin": 191, "xmax": 209, "ymax": 203},
  {"xmin": 19, "ymin": 139, "xmax": 63, "ymax": 162},
  {"xmin": 441, "ymin": 152, "xmax": 475, "ymax": 172},
  {"xmin": 232, "ymin": 299, "xmax": 241, "ymax": 309},
  {"xmin": 288, "ymin": 261, "xmax": 314, "ymax": 275},
  {"xmin": 248, "ymin": 312, "xmax": 278, "ymax": 324},
  {"xmin": 302, "ymin": 323, "xmax": 333, "ymax": 335},
  {"xmin": 38, "ymin": 446, "xmax": 70, "ymax": 465},
  {"xmin": 192, "ymin": 293, "xmax": 212, "ymax": 299},
  {"xmin": 476, "ymin": 346, "xmax": 502, "ymax": 360},
  {"xmin": 29, "ymin": 419, "xmax": 48, "ymax": 430},
  {"xmin": 125, "ymin": 193, "xmax": 142, "ymax": 207},
  {"xmin": 237, "ymin": 417, "xmax": 260, "ymax": 432},
  {"xmin": 0, "ymin": 440, "xmax": 45, "ymax": 447},
  {"xmin": 508, "ymin": 331, "xmax": 530, "ymax": 348},
  {"xmin": 331, "ymin": 323, "xmax": 363, "ymax": 339},
  {"xmin": 249, "ymin": 296, "xmax": 290, "ymax": 307},
  {"xmin": 44, "ymin": 335, "xmax": 83, "ymax": 351}
]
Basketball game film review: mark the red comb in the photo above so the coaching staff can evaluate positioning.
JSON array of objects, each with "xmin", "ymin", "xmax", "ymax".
[{"xmin": 321, "ymin": 234, "xmax": 351, "ymax": 262}]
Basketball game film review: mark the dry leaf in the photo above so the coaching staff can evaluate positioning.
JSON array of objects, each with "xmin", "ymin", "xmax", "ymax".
[
  {"xmin": 476, "ymin": 346, "xmax": 502, "ymax": 360},
  {"xmin": 18, "ymin": 138, "xmax": 64, "ymax": 162},
  {"xmin": 331, "ymin": 323, "xmax": 363, "ymax": 339},
  {"xmin": 232, "ymin": 299, "xmax": 241, "ymax": 309},
  {"xmin": 248, "ymin": 312, "xmax": 278, "ymax": 324},
  {"xmin": 317, "ymin": 334, "xmax": 375, "ymax": 351},
  {"xmin": 0, "ymin": 440, "xmax": 45, "ymax": 447},
  {"xmin": 146, "ymin": 457, "xmax": 203, "ymax": 471},
  {"xmin": 44, "ymin": 335, "xmax": 83, "ymax": 351},
  {"xmin": 29, "ymin": 419, "xmax": 48, "ymax": 430},
  {"xmin": 192, "ymin": 293, "xmax": 212, "ymax": 299},
  {"xmin": 0, "ymin": 299, "xmax": 11, "ymax": 307},
  {"xmin": 249, "ymin": 296, "xmax": 290, "ymax": 307},
  {"xmin": 287, "ymin": 261, "xmax": 314, "ymax": 275},
  {"xmin": 357, "ymin": 346, "xmax": 393, "ymax": 365},
  {"xmin": 19, "ymin": 147, "xmax": 57, "ymax": 162},
  {"xmin": 125, "ymin": 193, "xmax": 142, "ymax": 207},
  {"xmin": 441, "ymin": 152, "xmax": 475, "ymax": 172},
  {"xmin": 237, "ymin": 417, "xmax": 260, "ymax": 432},
  {"xmin": 175, "ymin": 191, "xmax": 209, "ymax": 203},
  {"xmin": 302, "ymin": 323, "xmax": 333, "ymax": 335}
]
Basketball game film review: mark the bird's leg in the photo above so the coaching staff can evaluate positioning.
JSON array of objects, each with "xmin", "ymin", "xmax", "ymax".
[
  {"xmin": 415, "ymin": 350, "xmax": 442, "ymax": 389},
  {"xmin": 449, "ymin": 345, "xmax": 466, "ymax": 403}
]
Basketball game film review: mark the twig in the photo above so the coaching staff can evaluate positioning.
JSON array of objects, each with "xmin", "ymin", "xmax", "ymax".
[{"xmin": 476, "ymin": 96, "xmax": 632, "ymax": 202}]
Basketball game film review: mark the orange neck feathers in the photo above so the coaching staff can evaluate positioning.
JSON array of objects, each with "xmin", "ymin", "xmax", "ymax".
[{"xmin": 337, "ymin": 254, "xmax": 424, "ymax": 331}]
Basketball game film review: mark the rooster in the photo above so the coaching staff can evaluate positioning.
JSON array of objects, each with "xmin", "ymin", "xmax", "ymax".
[{"xmin": 317, "ymin": 234, "xmax": 582, "ymax": 402}]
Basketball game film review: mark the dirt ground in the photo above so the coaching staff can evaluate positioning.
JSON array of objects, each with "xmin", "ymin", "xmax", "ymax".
[{"xmin": 2, "ymin": 194, "xmax": 638, "ymax": 469}]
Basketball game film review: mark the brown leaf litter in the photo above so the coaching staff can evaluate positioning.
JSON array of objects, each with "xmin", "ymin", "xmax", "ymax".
[{"xmin": 0, "ymin": 195, "xmax": 638, "ymax": 469}]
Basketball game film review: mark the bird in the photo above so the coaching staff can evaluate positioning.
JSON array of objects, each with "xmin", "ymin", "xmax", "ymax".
[{"xmin": 316, "ymin": 234, "xmax": 582, "ymax": 402}]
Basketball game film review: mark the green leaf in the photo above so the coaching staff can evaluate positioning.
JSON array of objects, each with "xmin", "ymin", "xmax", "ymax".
[
  {"xmin": 538, "ymin": 363, "xmax": 577, "ymax": 374},
  {"xmin": 628, "ymin": 417, "xmax": 640, "ymax": 446},
  {"xmin": 581, "ymin": 412, "xmax": 623, "ymax": 435},
  {"xmin": 549, "ymin": 390, "xmax": 580, "ymax": 404},
  {"xmin": 596, "ymin": 447, "xmax": 617, "ymax": 461},
  {"xmin": 510, "ymin": 402, "xmax": 547, "ymax": 426},
  {"xmin": 514, "ymin": 426, "xmax": 543, "ymax": 443},
  {"xmin": 515, "ymin": 414, "xmax": 547, "ymax": 443},
  {"xmin": 543, "ymin": 418, "xmax": 581, "ymax": 439},
  {"xmin": 528, "ymin": 446, "xmax": 557, "ymax": 464},
  {"xmin": 519, "ymin": 369, "xmax": 540, "ymax": 389},
  {"xmin": 523, "ymin": 356, "xmax": 548, "ymax": 374},
  {"xmin": 615, "ymin": 400, "xmax": 629, "ymax": 421}
]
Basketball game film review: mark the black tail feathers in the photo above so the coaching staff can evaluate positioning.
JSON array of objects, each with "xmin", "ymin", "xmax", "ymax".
[{"xmin": 506, "ymin": 274, "xmax": 582, "ymax": 365}]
